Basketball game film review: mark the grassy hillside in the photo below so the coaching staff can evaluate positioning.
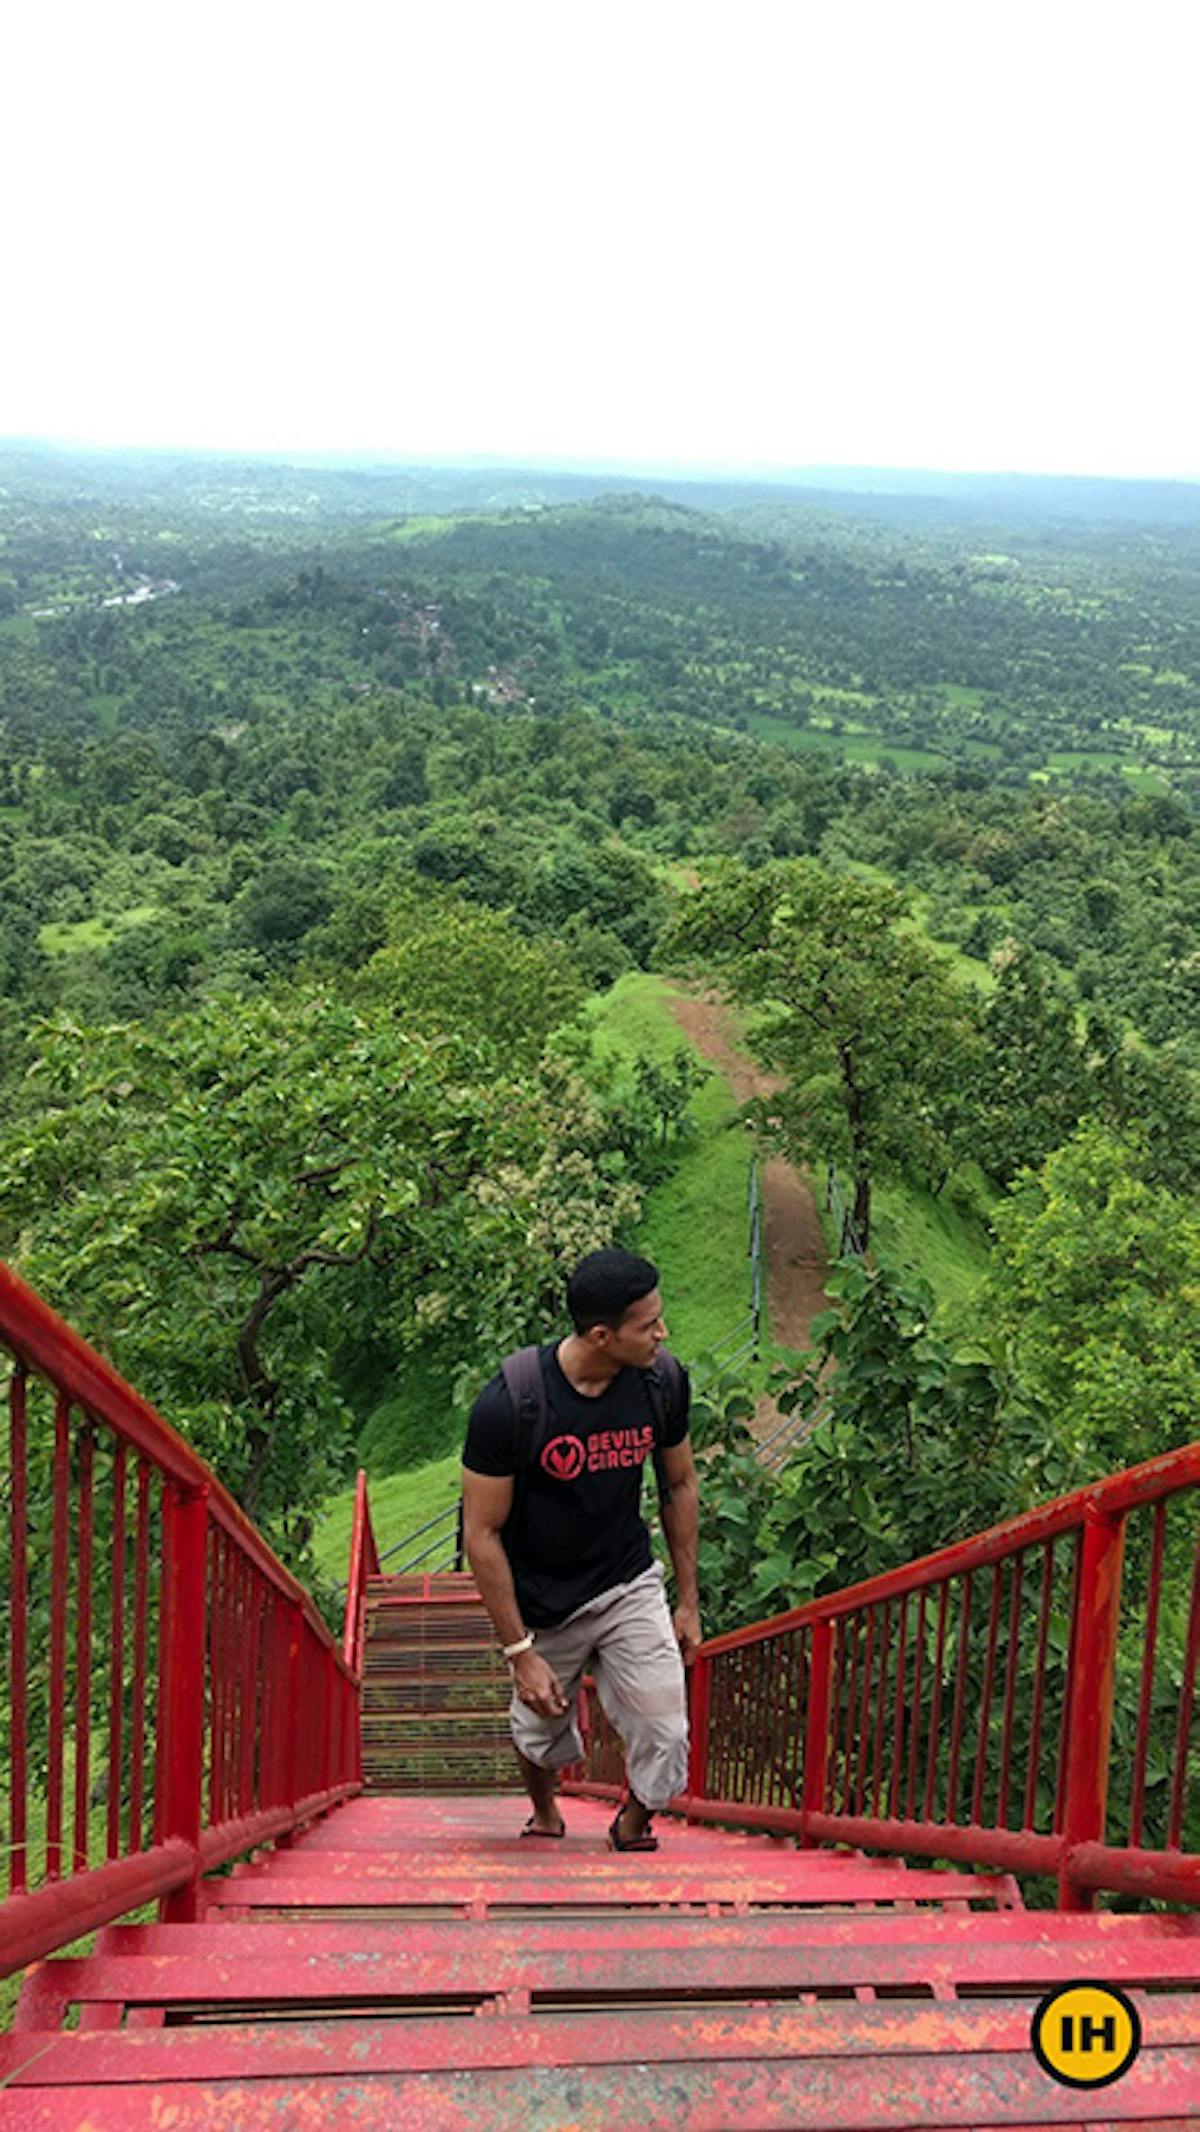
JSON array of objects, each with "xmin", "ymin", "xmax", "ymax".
[{"xmin": 311, "ymin": 1452, "xmax": 462, "ymax": 1585}]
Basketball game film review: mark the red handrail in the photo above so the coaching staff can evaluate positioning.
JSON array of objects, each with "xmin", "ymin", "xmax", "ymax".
[
  {"xmin": 1, "ymin": 1261, "xmax": 363, "ymax": 1982},
  {"xmin": 569, "ymin": 1437, "xmax": 1200, "ymax": 1908}
]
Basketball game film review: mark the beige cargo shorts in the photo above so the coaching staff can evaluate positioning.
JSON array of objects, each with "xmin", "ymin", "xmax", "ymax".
[{"xmin": 508, "ymin": 1559, "xmax": 689, "ymax": 1811}]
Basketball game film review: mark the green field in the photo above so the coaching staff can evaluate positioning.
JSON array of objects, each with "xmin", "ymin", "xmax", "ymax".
[
  {"xmin": 40, "ymin": 904, "xmax": 160, "ymax": 956},
  {"xmin": 744, "ymin": 712, "xmax": 950, "ymax": 775}
]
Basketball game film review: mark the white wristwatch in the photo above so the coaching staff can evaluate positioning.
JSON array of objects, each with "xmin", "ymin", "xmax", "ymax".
[{"xmin": 503, "ymin": 1632, "xmax": 535, "ymax": 1662}]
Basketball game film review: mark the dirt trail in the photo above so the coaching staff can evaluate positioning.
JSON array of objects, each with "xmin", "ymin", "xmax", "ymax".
[{"xmin": 662, "ymin": 983, "xmax": 833, "ymax": 1441}]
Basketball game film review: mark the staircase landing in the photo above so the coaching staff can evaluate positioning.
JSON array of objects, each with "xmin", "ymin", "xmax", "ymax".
[{"xmin": 5, "ymin": 1793, "xmax": 1200, "ymax": 2125}]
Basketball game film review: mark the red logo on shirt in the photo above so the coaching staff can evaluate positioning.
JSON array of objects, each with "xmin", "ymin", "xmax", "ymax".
[{"xmin": 542, "ymin": 1435, "xmax": 586, "ymax": 1482}]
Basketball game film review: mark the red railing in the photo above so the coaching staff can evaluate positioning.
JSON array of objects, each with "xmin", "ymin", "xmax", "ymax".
[
  {"xmin": 1, "ymin": 1262, "xmax": 361, "ymax": 1982},
  {"xmin": 342, "ymin": 1469, "xmax": 380, "ymax": 1679},
  {"xmin": 569, "ymin": 1439, "xmax": 1200, "ymax": 1909}
]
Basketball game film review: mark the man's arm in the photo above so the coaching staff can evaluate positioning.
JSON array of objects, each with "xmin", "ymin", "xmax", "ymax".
[
  {"xmin": 658, "ymin": 1436, "xmax": 701, "ymax": 1664},
  {"xmin": 460, "ymin": 1467, "xmax": 568, "ymax": 1719}
]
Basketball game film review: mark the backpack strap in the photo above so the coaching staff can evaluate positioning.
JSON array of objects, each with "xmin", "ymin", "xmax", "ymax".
[
  {"xmin": 641, "ymin": 1347, "xmax": 685, "ymax": 1511},
  {"xmin": 500, "ymin": 1346, "xmax": 546, "ymax": 1522},
  {"xmin": 500, "ymin": 1342, "xmax": 685, "ymax": 1516}
]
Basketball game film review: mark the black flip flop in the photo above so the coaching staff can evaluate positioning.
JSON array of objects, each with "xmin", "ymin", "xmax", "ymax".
[
  {"xmin": 606, "ymin": 1806, "xmax": 658, "ymax": 1852},
  {"xmin": 519, "ymin": 1813, "xmax": 566, "ymax": 1839}
]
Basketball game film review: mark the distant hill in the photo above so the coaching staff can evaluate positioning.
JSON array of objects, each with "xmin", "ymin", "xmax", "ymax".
[{"xmin": 4, "ymin": 439, "xmax": 1200, "ymax": 530}]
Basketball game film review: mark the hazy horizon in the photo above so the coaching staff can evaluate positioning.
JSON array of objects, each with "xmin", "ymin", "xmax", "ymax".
[{"xmin": 6, "ymin": 434, "xmax": 1200, "ymax": 498}]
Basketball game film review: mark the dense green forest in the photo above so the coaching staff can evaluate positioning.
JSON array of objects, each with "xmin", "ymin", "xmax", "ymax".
[{"xmin": 2, "ymin": 443, "xmax": 1198, "ymax": 1621}]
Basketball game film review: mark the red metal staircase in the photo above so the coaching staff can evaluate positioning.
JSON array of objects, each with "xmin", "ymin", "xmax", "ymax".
[
  {"xmin": 5, "ymin": 1261, "xmax": 1200, "ymax": 2124},
  {"xmin": 9, "ymin": 1789, "xmax": 1200, "ymax": 2126},
  {"xmin": 359, "ymin": 1571, "xmax": 520, "ymax": 1795}
]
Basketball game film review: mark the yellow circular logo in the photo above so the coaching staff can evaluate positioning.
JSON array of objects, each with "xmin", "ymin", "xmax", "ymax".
[{"xmin": 1031, "ymin": 1982, "xmax": 1142, "ymax": 2090}]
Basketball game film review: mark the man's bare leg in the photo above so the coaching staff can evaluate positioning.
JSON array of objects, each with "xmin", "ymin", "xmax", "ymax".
[
  {"xmin": 516, "ymin": 1749, "xmax": 565, "ymax": 1833},
  {"xmin": 613, "ymin": 1793, "xmax": 652, "ymax": 1844}
]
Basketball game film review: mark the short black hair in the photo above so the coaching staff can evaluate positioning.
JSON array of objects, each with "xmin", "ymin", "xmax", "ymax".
[{"xmin": 566, "ymin": 1248, "xmax": 659, "ymax": 1334}]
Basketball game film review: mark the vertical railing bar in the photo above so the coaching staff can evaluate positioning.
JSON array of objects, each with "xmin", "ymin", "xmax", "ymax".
[
  {"xmin": 946, "ymin": 1573, "xmax": 973, "ymax": 1826},
  {"xmin": 905, "ymin": 1587, "xmax": 927, "ymax": 1823},
  {"xmin": 106, "ymin": 1442, "xmax": 127, "ymax": 1862},
  {"xmin": 262, "ymin": 1594, "xmax": 281, "ymax": 1807},
  {"xmin": 46, "ymin": 1392, "xmax": 72, "ymax": 1882},
  {"xmin": 128, "ymin": 1461, "xmax": 151, "ymax": 1854},
  {"xmin": 1053, "ymin": 1532, "xmax": 1085, "ymax": 1836},
  {"xmin": 208, "ymin": 1523, "xmax": 224, "ymax": 1827},
  {"xmin": 840, "ymin": 1614, "xmax": 861, "ymax": 1816},
  {"xmin": 765, "ymin": 1637, "xmax": 783, "ymax": 1806},
  {"xmin": 240, "ymin": 1552, "xmax": 256, "ymax": 1816},
  {"xmin": 740, "ymin": 1641, "xmax": 757, "ymax": 1804},
  {"xmin": 718, "ymin": 1653, "xmax": 732, "ymax": 1801},
  {"xmin": 738, "ymin": 1644, "xmax": 752, "ymax": 1799},
  {"xmin": 827, "ymin": 1617, "xmax": 846, "ymax": 1816},
  {"xmin": 240, "ymin": 1569, "xmax": 262, "ymax": 1817},
  {"xmin": 800, "ymin": 1621, "xmax": 834, "ymax": 1843},
  {"xmin": 272, "ymin": 1588, "xmax": 290, "ymax": 1810},
  {"xmin": 996, "ymin": 1552, "xmax": 1024, "ymax": 1832},
  {"xmin": 1058, "ymin": 1509, "xmax": 1127, "ymax": 1910},
  {"xmin": 786, "ymin": 1629, "xmax": 804, "ymax": 1808},
  {"xmin": 870, "ymin": 1601, "xmax": 893, "ymax": 1820},
  {"xmin": 1024, "ymin": 1539, "xmax": 1056, "ymax": 1832},
  {"xmin": 923, "ymin": 1582, "xmax": 950, "ymax": 1824},
  {"xmin": 971, "ymin": 1561, "xmax": 1005, "ymax": 1828},
  {"xmin": 721, "ymin": 1652, "xmax": 736, "ymax": 1800},
  {"xmin": 752, "ymin": 1640, "xmax": 767, "ymax": 1803},
  {"xmin": 257, "ymin": 1586, "xmax": 277, "ymax": 1816},
  {"xmin": 767, "ymin": 1635, "xmax": 784, "ymax": 1809},
  {"xmin": 8, "ymin": 1366, "xmax": 29, "ymax": 1897},
  {"xmin": 795, "ymin": 1628, "xmax": 811, "ymax": 1808},
  {"xmin": 1167, "ymin": 1531, "xmax": 1200, "ymax": 1850},
  {"xmin": 889, "ymin": 1594, "xmax": 909, "ymax": 1820},
  {"xmin": 231, "ymin": 1546, "xmax": 249, "ymax": 1822},
  {"xmin": 743, "ymin": 1643, "xmax": 758, "ymax": 1801},
  {"xmin": 153, "ymin": 1472, "xmax": 174, "ymax": 1852},
  {"xmin": 762, "ymin": 1637, "xmax": 780, "ymax": 1805},
  {"xmin": 223, "ymin": 1545, "xmax": 239, "ymax": 1823},
  {"xmin": 853, "ymin": 1608, "xmax": 877, "ymax": 1818},
  {"xmin": 73, "ymin": 1425, "xmax": 96, "ymax": 1875},
  {"xmin": 1129, "ymin": 1500, "xmax": 1167, "ymax": 1850},
  {"xmin": 722, "ymin": 1651, "xmax": 737, "ymax": 1800},
  {"xmin": 712, "ymin": 1653, "xmax": 725, "ymax": 1801},
  {"xmin": 219, "ymin": 1529, "xmax": 236, "ymax": 1827},
  {"xmin": 158, "ymin": 1483, "xmax": 208, "ymax": 1923}
]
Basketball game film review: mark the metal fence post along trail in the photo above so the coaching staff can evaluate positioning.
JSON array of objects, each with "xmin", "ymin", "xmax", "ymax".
[
  {"xmin": 568, "ymin": 1435, "xmax": 1200, "ymax": 1909},
  {"xmin": 0, "ymin": 1260, "xmax": 370, "ymax": 1981}
]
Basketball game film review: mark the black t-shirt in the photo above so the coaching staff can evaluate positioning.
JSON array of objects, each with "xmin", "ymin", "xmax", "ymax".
[{"xmin": 462, "ymin": 1342, "xmax": 690, "ymax": 1628}]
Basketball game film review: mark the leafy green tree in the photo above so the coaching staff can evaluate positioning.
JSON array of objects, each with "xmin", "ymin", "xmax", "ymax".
[
  {"xmin": 984, "ymin": 1121, "xmax": 1200, "ymax": 1482},
  {"xmin": 665, "ymin": 861, "xmax": 977, "ymax": 1244},
  {"xmin": 351, "ymin": 892, "xmax": 584, "ymax": 1064},
  {"xmin": 230, "ymin": 855, "xmax": 334, "ymax": 955},
  {"xmin": 966, "ymin": 940, "xmax": 1091, "ymax": 1182},
  {"xmin": 688, "ymin": 1255, "xmax": 1023, "ymax": 1637},
  {"xmin": 0, "ymin": 990, "xmax": 642, "ymax": 1564}
]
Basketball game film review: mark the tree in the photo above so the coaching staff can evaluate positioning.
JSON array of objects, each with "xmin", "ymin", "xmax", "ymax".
[
  {"xmin": 351, "ymin": 892, "xmax": 584, "ymax": 1065},
  {"xmin": 984, "ymin": 1121, "xmax": 1200, "ymax": 1483},
  {"xmin": 966, "ymin": 940, "xmax": 1091, "ymax": 1182},
  {"xmin": 664, "ymin": 861, "xmax": 976, "ymax": 1245},
  {"xmin": 0, "ymin": 990, "xmax": 643, "ymax": 1567},
  {"xmin": 230, "ymin": 855, "xmax": 335, "ymax": 955}
]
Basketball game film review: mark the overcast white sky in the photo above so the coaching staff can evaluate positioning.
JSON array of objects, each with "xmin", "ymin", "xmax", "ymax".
[{"xmin": 4, "ymin": 0, "xmax": 1198, "ymax": 481}]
